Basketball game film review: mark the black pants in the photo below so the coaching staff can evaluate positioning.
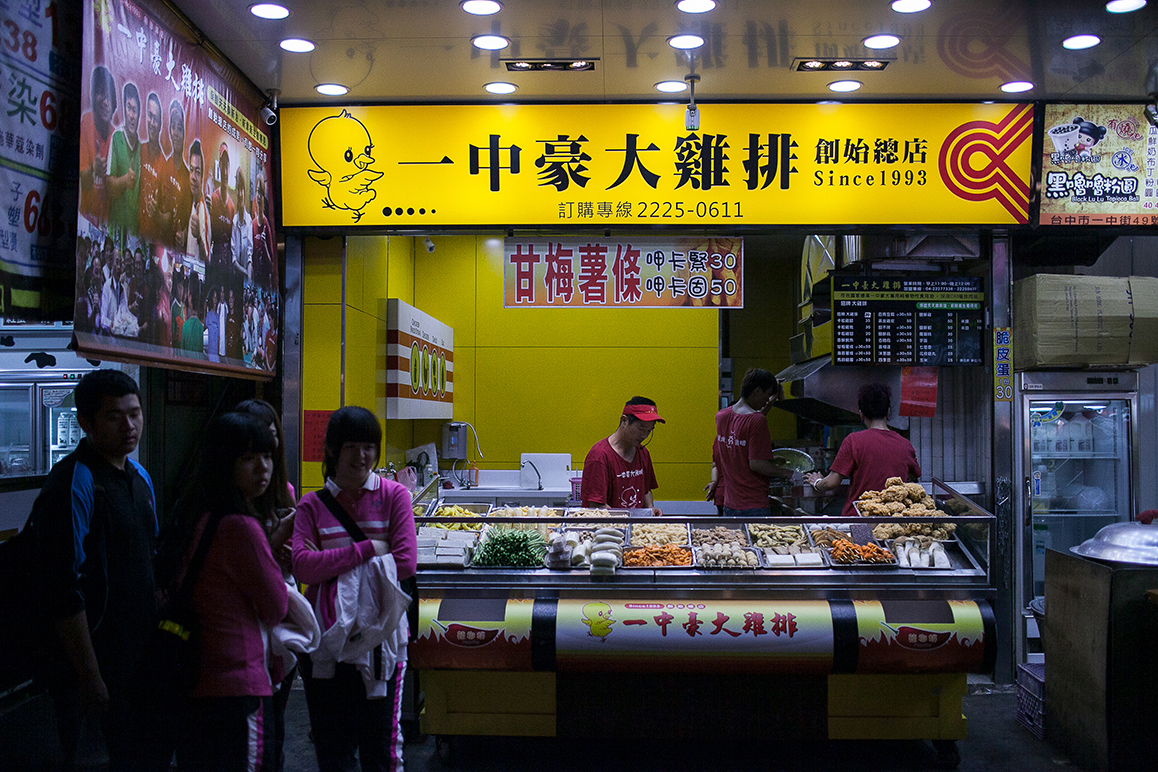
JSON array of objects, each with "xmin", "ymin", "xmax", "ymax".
[
  {"xmin": 49, "ymin": 676, "xmax": 172, "ymax": 772},
  {"xmin": 299, "ymin": 655, "xmax": 404, "ymax": 772},
  {"xmin": 178, "ymin": 695, "xmax": 275, "ymax": 772},
  {"xmin": 269, "ymin": 666, "xmax": 297, "ymax": 772}
]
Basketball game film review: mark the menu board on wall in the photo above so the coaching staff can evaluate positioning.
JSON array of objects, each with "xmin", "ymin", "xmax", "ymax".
[
  {"xmin": 832, "ymin": 276, "xmax": 984, "ymax": 366},
  {"xmin": 1040, "ymin": 104, "xmax": 1158, "ymax": 227},
  {"xmin": 385, "ymin": 299, "xmax": 453, "ymax": 420},
  {"xmin": 73, "ymin": 0, "xmax": 278, "ymax": 379},
  {"xmin": 504, "ymin": 237, "xmax": 742, "ymax": 308}
]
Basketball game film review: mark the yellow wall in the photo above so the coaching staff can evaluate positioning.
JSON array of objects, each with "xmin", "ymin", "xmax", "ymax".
[
  {"xmin": 726, "ymin": 236, "xmax": 803, "ymax": 441},
  {"xmin": 301, "ymin": 234, "xmax": 718, "ymax": 501},
  {"xmin": 300, "ymin": 235, "xmax": 415, "ymax": 493}
]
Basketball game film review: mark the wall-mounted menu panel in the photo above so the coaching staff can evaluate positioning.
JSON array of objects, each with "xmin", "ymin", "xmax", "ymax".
[{"xmin": 833, "ymin": 277, "xmax": 984, "ymax": 366}]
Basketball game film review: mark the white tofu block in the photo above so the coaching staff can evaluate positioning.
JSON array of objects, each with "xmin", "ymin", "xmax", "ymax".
[
  {"xmin": 765, "ymin": 553, "xmax": 795, "ymax": 567},
  {"xmin": 794, "ymin": 552, "xmax": 822, "ymax": 566},
  {"xmin": 417, "ymin": 547, "xmax": 437, "ymax": 563},
  {"xmin": 417, "ymin": 527, "xmax": 446, "ymax": 539}
]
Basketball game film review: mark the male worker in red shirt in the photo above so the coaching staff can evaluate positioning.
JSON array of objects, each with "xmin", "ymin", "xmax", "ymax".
[{"xmin": 581, "ymin": 396, "xmax": 664, "ymax": 515}]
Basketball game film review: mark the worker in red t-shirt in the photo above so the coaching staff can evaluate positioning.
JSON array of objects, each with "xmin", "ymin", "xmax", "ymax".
[
  {"xmin": 706, "ymin": 368, "xmax": 793, "ymax": 517},
  {"xmin": 804, "ymin": 383, "xmax": 921, "ymax": 517},
  {"xmin": 580, "ymin": 397, "xmax": 664, "ymax": 515}
]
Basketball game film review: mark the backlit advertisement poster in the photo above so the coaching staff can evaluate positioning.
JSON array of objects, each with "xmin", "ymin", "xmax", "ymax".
[
  {"xmin": 1040, "ymin": 103, "xmax": 1158, "ymax": 227},
  {"xmin": 75, "ymin": 0, "xmax": 277, "ymax": 378}
]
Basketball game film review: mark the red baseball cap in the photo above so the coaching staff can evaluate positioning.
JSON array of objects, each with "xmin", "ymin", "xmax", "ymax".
[{"xmin": 623, "ymin": 403, "xmax": 665, "ymax": 423}]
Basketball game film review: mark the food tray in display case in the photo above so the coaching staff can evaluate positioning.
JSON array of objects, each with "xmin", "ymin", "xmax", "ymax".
[
  {"xmin": 757, "ymin": 546, "xmax": 829, "ymax": 569},
  {"xmin": 693, "ymin": 545, "xmax": 762, "ymax": 569},
  {"xmin": 427, "ymin": 502, "xmax": 491, "ymax": 531},
  {"xmin": 562, "ymin": 507, "xmax": 632, "ymax": 529},
  {"xmin": 688, "ymin": 525, "xmax": 749, "ymax": 549},
  {"xmin": 807, "ymin": 524, "xmax": 897, "ymax": 568},
  {"xmin": 621, "ymin": 545, "xmax": 693, "ymax": 568},
  {"xmin": 626, "ymin": 522, "xmax": 691, "ymax": 547}
]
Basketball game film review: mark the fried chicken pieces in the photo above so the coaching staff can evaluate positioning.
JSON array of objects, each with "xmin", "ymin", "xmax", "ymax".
[{"xmin": 858, "ymin": 479, "xmax": 956, "ymax": 540}]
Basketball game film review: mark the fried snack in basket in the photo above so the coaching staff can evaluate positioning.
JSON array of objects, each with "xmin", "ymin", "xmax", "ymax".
[
  {"xmin": 859, "ymin": 490, "xmax": 881, "ymax": 501},
  {"xmin": 905, "ymin": 483, "xmax": 927, "ymax": 500},
  {"xmin": 885, "ymin": 476, "xmax": 904, "ymax": 487}
]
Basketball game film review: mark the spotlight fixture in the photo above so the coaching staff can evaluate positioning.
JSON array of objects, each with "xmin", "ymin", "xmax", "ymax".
[
  {"xmin": 316, "ymin": 83, "xmax": 349, "ymax": 96},
  {"xmin": 461, "ymin": 0, "xmax": 502, "ymax": 15},
  {"xmin": 1062, "ymin": 34, "xmax": 1101, "ymax": 50},
  {"xmin": 503, "ymin": 59, "xmax": 596, "ymax": 72},
  {"xmin": 249, "ymin": 3, "xmax": 289, "ymax": 20},
  {"xmin": 472, "ymin": 34, "xmax": 510, "ymax": 50},
  {"xmin": 668, "ymin": 34, "xmax": 705, "ymax": 50},
  {"xmin": 655, "ymin": 80, "xmax": 688, "ymax": 93},
  {"xmin": 863, "ymin": 34, "xmax": 901, "ymax": 49},
  {"xmin": 891, "ymin": 0, "xmax": 931, "ymax": 12},
  {"xmin": 1106, "ymin": 0, "xmax": 1146, "ymax": 12},
  {"xmin": 794, "ymin": 58, "xmax": 892, "ymax": 72},
  {"xmin": 280, "ymin": 38, "xmax": 315, "ymax": 53},
  {"xmin": 1000, "ymin": 80, "xmax": 1034, "ymax": 93},
  {"xmin": 828, "ymin": 80, "xmax": 863, "ymax": 92},
  {"xmin": 676, "ymin": 0, "xmax": 716, "ymax": 12},
  {"xmin": 484, "ymin": 81, "xmax": 518, "ymax": 94}
]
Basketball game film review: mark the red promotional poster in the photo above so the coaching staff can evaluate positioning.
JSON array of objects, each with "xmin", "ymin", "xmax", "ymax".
[{"xmin": 74, "ymin": 0, "xmax": 277, "ymax": 378}]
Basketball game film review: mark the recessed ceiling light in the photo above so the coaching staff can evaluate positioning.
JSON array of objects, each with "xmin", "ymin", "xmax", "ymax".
[
  {"xmin": 655, "ymin": 80, "xmax": 688, "ymax": 93},
  {"xmin": 676, "ymin": 0, "xmax": 716, "ymax": 12},
  {"xmin": 802, "ymin": 60, "xmax": 826, "ymax": 69},
  {"xmin": 1106, "ymin": 0, "xmax": 1146, "ymax": 12},
  {"xmin": 863, "ymin": 34, "xmax": 901, "ymax": 49},
  {"xmin": 817, "ymin": 100, "xmax": 842, "ymax": 105},
  {"xmin": 1062, "ymin": 34, "xmax": 1101, "ymax": 50},
  {"xmin": 484, "ymin": 81, "xmax": 517, "ymax": 94},
  {"xmin": 315, "ymin": 83, "xmax": 349, "ymax": 96},
  {"xmin": 862, "ymin": 60, "xmax": 885, "ymax": 68},
  {"xmin": 461, "ymin": 0, "xmax": 502, "ymax": 15},
  {"xmin": 569, "ymin": 60, "xmax": 589, "ymax": 69},
  {"xmin": 472, "ymin": 34, "xmax": 510, "ymax": 50},
  {"xmin": 668, "ymin": 34, "xmax": 705, "ymax": 50},
  {"xmin": 249, "ymin": 3, "xmax": 289, "ymax": 19},
  {"xmin": 829, "ymin": 80, "xmax": 862, "ymax": 92},
  {"xmin": 509, "ymin": 61, "xmax": 532, "ymax": 69},
  {"xmin": 891, "ymin": 0, "xmax": 931, "ymax": 12},
  {"xmin": 1000, "ymin": 80, "xmax": 1034, "ymax": 93},
  {"xmin": 279, "ymin": 38, "xmax": 315, "ymax": 53},
  {"xmin": 831, "ymin": 61, "xmax": 854, "ymax": 69}
]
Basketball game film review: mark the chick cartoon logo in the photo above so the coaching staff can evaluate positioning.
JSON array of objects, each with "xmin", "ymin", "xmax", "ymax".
[
  {"xmin": 581, "ymin": 602, "xmax": 615, "ymax": 642},
  {"xmin": 306, "ymin": 110, "xmax": 383, "ymax": 222}
]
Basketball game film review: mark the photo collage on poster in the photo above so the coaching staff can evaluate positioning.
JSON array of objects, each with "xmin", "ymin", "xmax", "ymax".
[{"xmin": 75, "ymin": 0, "xmax": 278, "ymax": 376}]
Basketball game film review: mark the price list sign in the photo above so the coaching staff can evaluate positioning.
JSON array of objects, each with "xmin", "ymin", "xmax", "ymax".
[{"xmin": 832, "ymin": 277, "xmax": 984, "ymax": 366}]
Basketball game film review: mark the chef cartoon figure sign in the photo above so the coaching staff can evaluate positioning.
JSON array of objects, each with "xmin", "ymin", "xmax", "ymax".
[{"xmin": 307, "ymin": 110, "xmax": 383, "ymax": 221}]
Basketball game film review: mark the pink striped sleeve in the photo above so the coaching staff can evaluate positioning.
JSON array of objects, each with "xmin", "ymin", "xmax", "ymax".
[
  {"xmin": 291, "ymin": 492, "xmax": 375, "ymax": 585},
  {"xmin": 383, "ymin": 481, "xmax": 417, "ymax": 580}
]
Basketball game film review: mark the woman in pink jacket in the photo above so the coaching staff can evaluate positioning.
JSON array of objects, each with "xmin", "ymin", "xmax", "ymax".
[
  {"xmin": 171, "ymin": 412, "xmax": 289, "ymax": 772},
  {"xmin": 293, "ymin": 406, "xmax": 416, "ymax": 772}
]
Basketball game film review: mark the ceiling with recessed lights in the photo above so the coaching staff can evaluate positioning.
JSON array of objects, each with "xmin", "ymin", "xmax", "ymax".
[{"xmin": 174, "ymin": 0, "xmax": 1158, "ymax": 105}]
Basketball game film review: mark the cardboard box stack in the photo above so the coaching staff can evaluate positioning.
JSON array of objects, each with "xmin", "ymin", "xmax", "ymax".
[{"xmin": 1014, "ymin": 274, "xmax": 1158, "ymax": 369}]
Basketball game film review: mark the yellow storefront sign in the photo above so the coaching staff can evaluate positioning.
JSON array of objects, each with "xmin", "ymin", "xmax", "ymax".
[{"xmin": 278, "ymin": 103, "xmax": 1033, "ymax": 228}]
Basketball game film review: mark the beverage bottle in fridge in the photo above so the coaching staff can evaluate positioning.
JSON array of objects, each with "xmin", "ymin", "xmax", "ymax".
[
  {"xmin": 1070, "ymin": 414, "xmax": 1093, "ymax": 454},
  {"xmin": 1054, "ymin": 419, "xmax": 1072, "ymax": 454},
  {"xmin": 1031, "ymin": 522, "xmax": 1052, "ymax": 598},
  {"xmin": 57, "ymin": 413, "xmax": 68, "ymax": 447},
  {"xmin": 68, "ymin": 412, "xmax": 80, "ymax": 446},
  {"xmin": 1031, "ymin": 420, "xmax": 1047, "ymax": 455}
]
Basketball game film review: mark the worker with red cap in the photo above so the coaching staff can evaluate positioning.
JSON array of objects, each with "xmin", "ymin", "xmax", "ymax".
[{"xmin": 580, "ymin": 396, "xmax": 664, "ymax": 515}]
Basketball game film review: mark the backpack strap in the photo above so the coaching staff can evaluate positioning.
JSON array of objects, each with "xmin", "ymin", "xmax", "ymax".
[{"xmin": 316, "ymin": 488, "xmax": 368, "ymax": 542}]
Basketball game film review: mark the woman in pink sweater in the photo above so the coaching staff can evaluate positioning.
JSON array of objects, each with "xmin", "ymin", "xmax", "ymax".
[
  {"xmin": 292, "ymin": 406, "xmax": 416, "ymax": 772},
  {"xmin": 172, "ymin": 412, "xmax": 289, "ymax": 772}
]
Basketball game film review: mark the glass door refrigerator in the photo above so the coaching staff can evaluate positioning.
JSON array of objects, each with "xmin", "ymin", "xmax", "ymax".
[
  {"xmin": 1014, "ymin": 370, "xmax": 1137, "ymax": 663},
  {"xmin": 0, "ymin": 381, "xmax": 35, "ymax": 477},
  {"xmin": 0, "ymin": 373, "xmax": 85, "ymax": 479}
]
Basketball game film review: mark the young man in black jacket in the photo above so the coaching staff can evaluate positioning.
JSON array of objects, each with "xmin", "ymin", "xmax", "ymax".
[{"xmin": 32, "ymin": 369, "xmax": 161, "ymax": 771}]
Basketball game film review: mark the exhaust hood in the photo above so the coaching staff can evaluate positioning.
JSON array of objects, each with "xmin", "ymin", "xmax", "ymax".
[{"xmin": 775, "ymin": 357, "xmax": 908, "ymax": 430}]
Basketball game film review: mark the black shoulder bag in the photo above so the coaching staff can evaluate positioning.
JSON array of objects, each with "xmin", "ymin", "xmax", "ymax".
[
  {"xmin": 316, "ymin": 489, "xmax": 419, "ymax": 643},
  {"xmin": 141, "ymin": 512, "xmax": 225, "ymax": 701}
]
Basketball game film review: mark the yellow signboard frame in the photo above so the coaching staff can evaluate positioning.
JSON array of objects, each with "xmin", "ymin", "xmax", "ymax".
[{"xmin": 278, "ymin": 103, "xmax": 1033, "ymax": 229}]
